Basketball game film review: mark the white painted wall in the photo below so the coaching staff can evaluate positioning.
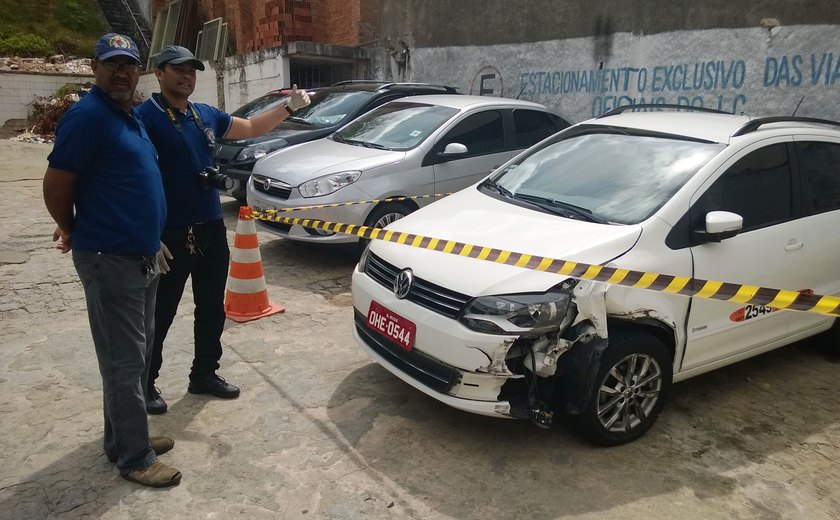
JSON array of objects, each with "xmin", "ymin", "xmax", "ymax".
[
  {"xmin": 0, "ymin": 66, "xmax": 223, "ymax": 128},
  {"xmin": 136, "ymin": 66, "xmax": 218, "ymax": 106},
  {"xmin": 221, "ymin": 47, "xmax": 290, "ymax": 113},
  {"xmin": 0, "ymin": 73, "xmax": 93, "ymax": 122},
  {"xmin": 409, "ymin": 24, "xmax": 840, "ymax": 123}
]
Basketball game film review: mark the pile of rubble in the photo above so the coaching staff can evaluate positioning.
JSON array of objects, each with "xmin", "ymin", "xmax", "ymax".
[
  {"xmin": 32, "ymin": 88, "xmax": 89, "ymax": 136},
  {"xmin": 7, "ymin": 131, "xmax": 54, "ymax": 144},
  {"xmin": 1, "ymin": 56, "xmax": 95, "ymax": 142},
  {"xmin": 1, "ymin": 55, "xmax": 92, "ymax": 75},
  {"xmin": 4, "ymin": 83, "xmax": 93, "ymax": 143}
]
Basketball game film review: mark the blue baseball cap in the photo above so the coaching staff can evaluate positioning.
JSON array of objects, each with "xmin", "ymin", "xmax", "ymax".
[{"xmin": 95, "ymin": 33, "xmax": 140, "ymax": 62}]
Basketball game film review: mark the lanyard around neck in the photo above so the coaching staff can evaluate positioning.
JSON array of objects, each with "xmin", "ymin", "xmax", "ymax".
[
  {"xmin": 154, "ymin": 93, "xmax": 206, "ymax": 136},
  {"xmin": 153, "ymin": 92, "xmax": 212, "ymax": 172}
]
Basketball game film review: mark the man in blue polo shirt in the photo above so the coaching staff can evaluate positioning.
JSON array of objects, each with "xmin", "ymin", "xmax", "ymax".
[
  {"xmin": 137, "ymin": 46, "xmax": 309, "ymax": 414},
  {"xmin": 43, "ymin": 33, "xmax": 180, "ymax": 488}
]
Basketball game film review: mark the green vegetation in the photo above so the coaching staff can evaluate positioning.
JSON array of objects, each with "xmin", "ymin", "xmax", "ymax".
[{"xmin": 0, "ymin": 0, "xmax": 107, "ymax": 57}]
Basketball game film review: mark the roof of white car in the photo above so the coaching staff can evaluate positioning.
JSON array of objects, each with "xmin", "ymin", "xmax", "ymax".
[
  {"xmin": 400, "ymin": 94, "xmax": 549, "ymax": 111},
  {"xmin": 583, "ymin": 110, "xmax": 840, "ymax": 143}
]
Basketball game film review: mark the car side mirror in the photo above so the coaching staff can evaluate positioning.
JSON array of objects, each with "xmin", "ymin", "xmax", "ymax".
[
  {"xmin": 441, "ymin": 143, "xmax": 468, "ymax": 156},
  {"xmin": 693, "ymin": 211, "xmax": 743, "ymax": 244}
]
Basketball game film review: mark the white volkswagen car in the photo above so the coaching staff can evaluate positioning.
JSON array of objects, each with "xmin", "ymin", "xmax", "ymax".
[
  {"xmin": 351, "ymin": 107, "xmax": 840, "ymax": 445},
  {"xmin": 246, "ymin": 95, "xmax": 568, "ymax": 244}
]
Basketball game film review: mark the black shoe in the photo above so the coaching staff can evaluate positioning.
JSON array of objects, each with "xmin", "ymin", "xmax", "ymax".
[
  {"xmin": 188, "ymin": 374, "xmax": 240, "ymax": 399},
  {"xmin": 146, "ymin": 387, "xmax": 168, "ymax": 415}
]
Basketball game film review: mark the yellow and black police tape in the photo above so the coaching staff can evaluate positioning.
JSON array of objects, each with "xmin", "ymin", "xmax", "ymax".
[
  {"xmin": 257, "ymin": 193, "xmax": 450, "ymax": 214},
  {"xmin": 249, "ymin": 206, "xmax": 840, "ymax": 318}
]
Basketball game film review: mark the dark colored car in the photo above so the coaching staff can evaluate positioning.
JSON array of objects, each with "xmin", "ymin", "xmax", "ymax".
[{"xmin": 213, "ymin": 81, "xmax": 459, "ymax": 200}]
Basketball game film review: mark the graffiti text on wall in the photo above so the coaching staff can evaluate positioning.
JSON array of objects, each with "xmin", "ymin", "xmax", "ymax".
[{"xmin": 519, "ymin": 53, "xmax": 840, "ymax": 117}]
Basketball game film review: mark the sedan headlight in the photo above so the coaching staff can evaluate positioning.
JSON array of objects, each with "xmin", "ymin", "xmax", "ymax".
[
  {"xmin": 459, "ymin": 287, "xmax": 574, "ymax": 335},
  {"xmin": 238, "ymin": 138, "xmax": 289, "ymax": 163},
  {"xmin": 299, "ymin": 171, "xmax": 361, "ymax": 198}
]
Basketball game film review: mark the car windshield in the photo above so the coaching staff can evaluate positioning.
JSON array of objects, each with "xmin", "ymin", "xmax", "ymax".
[
  {"xmin": 488, "ymin": 127, "xmax": 725, "ymax": 224},
  {"xmin": 231, "ymin": 92, "xmax": 289, "ymax": 118},
  {"xmin": 334, "ymin": 102, "xmax": 458, "ymax": 151},
  {"xmin": 286, "ymin": 91, "xmax": 376, "ymax": 127}
]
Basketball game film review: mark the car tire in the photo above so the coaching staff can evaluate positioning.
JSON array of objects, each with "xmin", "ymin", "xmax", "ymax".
[
  {"xmin": 570, "ymin": 330, "xmax": 672, "ymax": 446},
  {"xmin": 359, "ymin": 202, "xmax": 413, "ymax": 252}
]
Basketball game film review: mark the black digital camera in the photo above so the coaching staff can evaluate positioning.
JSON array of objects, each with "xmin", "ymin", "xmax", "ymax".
[{"xmin": 197, "ymin": 166, "xmax": 234, "ymax": 191}]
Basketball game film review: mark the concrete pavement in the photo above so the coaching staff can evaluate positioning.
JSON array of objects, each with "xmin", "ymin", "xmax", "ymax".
[{"xmin": 1, "ymin": 140, "xmax": 839, "ymax": 519}]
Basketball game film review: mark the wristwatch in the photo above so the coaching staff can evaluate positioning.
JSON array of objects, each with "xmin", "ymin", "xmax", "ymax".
[{"xmin": 282, "ymin": 103, "xmax": 294, "ymax": 115}]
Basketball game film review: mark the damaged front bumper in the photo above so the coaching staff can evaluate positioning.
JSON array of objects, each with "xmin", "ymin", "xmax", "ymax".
[{"xmin": 351, "ymin": 268, "xmax": 614, "ymax": 421}]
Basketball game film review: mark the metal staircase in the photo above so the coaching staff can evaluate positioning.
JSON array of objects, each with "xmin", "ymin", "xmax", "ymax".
[{"xmin": 95, "ymin": 0, "xmax": 152, "ymax": 60}]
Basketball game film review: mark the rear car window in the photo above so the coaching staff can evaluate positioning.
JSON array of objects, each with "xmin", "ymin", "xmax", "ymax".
[
  {"xmin": 797, "ymin": 140, "xmax": 840, "ymax": 215},
  {"xmin": 290, "ymin": 91, "xmax": 375, "ymax": 127},
  {"xmin": 513, "ymin": 109, "xmax": 560, "ymax": 148},
  {"xmin": 231, "ymin": 92, "xmax": 288, "ymax": 118}
]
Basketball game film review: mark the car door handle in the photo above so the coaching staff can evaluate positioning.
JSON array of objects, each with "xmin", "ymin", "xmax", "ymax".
[{"xmin": 784, "ymin": 241, "xmax": 803, "ymax": 252}]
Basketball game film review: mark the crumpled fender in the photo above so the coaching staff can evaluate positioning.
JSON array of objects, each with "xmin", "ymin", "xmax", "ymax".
[
  {"xmin": 571, "ymin": 282, "xmax": 608, "ymax": 338},
  {"xmin": 555, "ymin": 332, "xmax": 609, "ymax": 415}
]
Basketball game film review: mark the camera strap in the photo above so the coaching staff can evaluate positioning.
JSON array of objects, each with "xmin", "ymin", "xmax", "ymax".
[{"xmin": 152, "ymin": 92, "xmax": 213, "ymax": 172}]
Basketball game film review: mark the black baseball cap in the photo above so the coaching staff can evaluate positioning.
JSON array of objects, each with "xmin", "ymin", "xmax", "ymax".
[{"xmin": 155, "ymin": 45, "xmax": 205, "ymax": 71}]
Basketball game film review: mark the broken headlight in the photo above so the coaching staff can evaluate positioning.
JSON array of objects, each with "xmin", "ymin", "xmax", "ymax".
[{"xmin": 459, "ymin": 285, "xmax": 574, "ymax": 335}]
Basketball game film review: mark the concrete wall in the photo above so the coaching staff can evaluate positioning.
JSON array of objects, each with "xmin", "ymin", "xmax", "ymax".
[
  {"xmin": 377, "ymin": 0, "xmax": 840, "ymax": 47},
  {"xmin": 11, "ymin": 26, "xmax": 837, "ymax": 129},
  {"xmin": 0, "ymin": 73, "xmax": 94, "ymax": 123},
  {"xmin": 404, "ymin": 24, "xmax": 840, "ymax": 123},
  {"xmin": 0, "ymin": 69, "xmax": 219, "ymax": 129},
  {"xmin": 220, "ymin": 46, "xmax": 289, "ymax": 112},
  {"xmin": 373, "ymin": 0, "xmax": 840, "ymax": 122}
]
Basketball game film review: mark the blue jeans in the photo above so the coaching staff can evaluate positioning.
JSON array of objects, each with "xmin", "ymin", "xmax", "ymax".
[{"xmin": 73, "ymin": 249, "xmax": 158, "ymax": 474}]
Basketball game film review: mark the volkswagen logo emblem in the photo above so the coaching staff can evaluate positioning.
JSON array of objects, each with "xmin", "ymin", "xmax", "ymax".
[
  {"xmin": 393, "ymin": 269, "xmax": 414, "ymax": 299},
  {"xmin": 262, "ymin": 178, "xmax": 272, "ymax": 191}
]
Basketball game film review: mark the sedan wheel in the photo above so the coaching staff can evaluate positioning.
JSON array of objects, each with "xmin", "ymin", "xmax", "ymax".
[
  {"xmin": 359, "ymin": 202, "xmax": 413, "ymax": 252},
  {"xmin": 373, "ymin": 210, "xmax": 405, "ymax": 228}
]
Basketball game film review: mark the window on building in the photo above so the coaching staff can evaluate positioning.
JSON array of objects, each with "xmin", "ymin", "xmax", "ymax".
[{"xmin": 289, "ymin": 61, "xmax": 353, "ymax": 88}]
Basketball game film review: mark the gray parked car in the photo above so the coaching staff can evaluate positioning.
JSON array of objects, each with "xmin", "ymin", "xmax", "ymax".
[
  {"xmin": 214, "ymin": 82, "xmax": 457, "ymax": 200},
  {"xmin": 247, "ymin": 94, "xmax": 570, "ymax": 244}
]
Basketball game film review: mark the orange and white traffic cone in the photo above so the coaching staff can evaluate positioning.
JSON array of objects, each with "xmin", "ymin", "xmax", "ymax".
[{"xmin": 224, "ymin": 206, "xmax": 285, "ymax": 323}]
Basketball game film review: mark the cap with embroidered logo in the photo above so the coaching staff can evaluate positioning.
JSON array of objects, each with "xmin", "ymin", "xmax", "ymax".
[
  {"xmin": 95, "ymin": 33, "xmax": 140, "ymax": 62},
  {"xmin": 155, "ymin": 45, "xmax": 205, "ymax": 71}
]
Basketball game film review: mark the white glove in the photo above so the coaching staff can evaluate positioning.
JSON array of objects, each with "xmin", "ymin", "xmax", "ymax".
[
  {"xmin": 287, "ymin": 84, "xmax": 310, "ymax": 112},
  {"xmin": 156, "ymin": 241, "xmax": 173, "ymax": 274}
]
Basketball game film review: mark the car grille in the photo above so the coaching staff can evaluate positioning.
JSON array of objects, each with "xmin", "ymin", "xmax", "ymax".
[
  {"xmin": 252, "ymin": 175, "xmax": 292, "ymax": 200},
  {"xmin": 365, "ymin": 253, "xmax": 471, "ymax": 319},
  {"xmin": 354, "ymin": 310, "xmax": 458, "ymax": 394}
]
